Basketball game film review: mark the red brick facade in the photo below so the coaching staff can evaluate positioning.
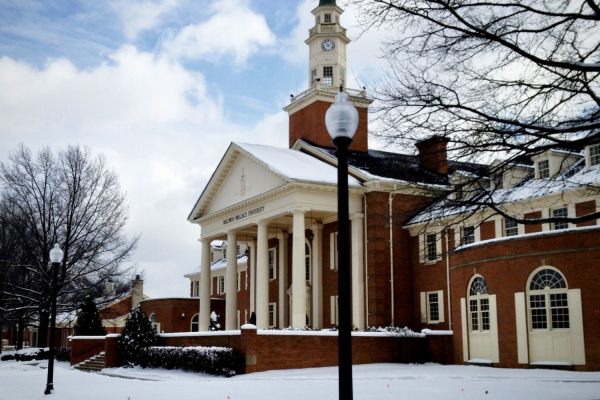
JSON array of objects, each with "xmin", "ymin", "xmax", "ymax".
[{"xmin": 289, "ymin": 100, "xmax": 369, "ymax": 152}]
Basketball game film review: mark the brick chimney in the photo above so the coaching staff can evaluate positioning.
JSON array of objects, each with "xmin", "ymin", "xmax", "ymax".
[
  {"xmin": 131, "ymin": 275, "xmax": 143, "ymax": 309},
  {"xmin": 415, "ymin": 136, "xmax": 450, "ymax": 175}
]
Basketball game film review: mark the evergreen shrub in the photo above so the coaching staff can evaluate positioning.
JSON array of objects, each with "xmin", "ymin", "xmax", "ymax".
[
  {"xmin": 137, "ymin": 346, "xmax": 242, "ymax": 377},
  {"xmin": 116, "ymin": 306, "xmax": 158, "ymax": 367}
]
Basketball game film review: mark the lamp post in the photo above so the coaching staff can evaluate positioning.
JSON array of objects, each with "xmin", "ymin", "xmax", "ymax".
[
  {"xmin": 44, "ymin": 243, "xmax": 63, "ymax": 395},
  {"xmin": 325, "ymin": 87, "xmax": 359, "ymax": 400}
]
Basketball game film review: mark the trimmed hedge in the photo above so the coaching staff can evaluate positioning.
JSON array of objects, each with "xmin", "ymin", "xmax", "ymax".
[
  {"xmin": 0, "ymin": 347, "xmax": 71, "ymax": 362},
  {"xmin": 137, "ymin": 346, "xmax": 242, "ymax": 377}
]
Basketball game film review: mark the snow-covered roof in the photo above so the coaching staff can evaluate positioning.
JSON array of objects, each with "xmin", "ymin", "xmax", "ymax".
[
  {"xmin": 236, "ymin": 142, "xmax": 361, "ymax": 186},
  {"xmin": 408, "ymin": 157, "xmax": 599, "ymax": 226},
  {"xmin": 184, "ymin": 254, "xmax": 249, "ymax": 278}
]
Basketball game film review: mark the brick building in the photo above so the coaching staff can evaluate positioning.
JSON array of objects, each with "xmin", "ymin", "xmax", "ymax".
[{"xmin": 184, "ymin": 0, "xmax": 600, "ymax": 371}]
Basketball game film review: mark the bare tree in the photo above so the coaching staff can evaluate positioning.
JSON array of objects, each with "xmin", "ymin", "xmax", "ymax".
[
  {"xmin": 347, "ymin": 0, "xmax": 600, "ymax": 225},
  {"xmin": 0, "ymin": 145, "xmax": 138, "ymax": 346}
]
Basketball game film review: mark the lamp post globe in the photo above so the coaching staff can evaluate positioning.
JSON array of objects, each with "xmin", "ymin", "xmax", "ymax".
[
  {"xmin": 325, "ymin": 89, "xmax": 359, "ymax": 141},
  {"xmin": 49, "ymin": 244, "xmax": 64, "ymax": 264},
  {"xmin": 45, "ymin": 244, "xmax": 63, "ymax": 395},
  {"xmin": 326, "ymin": 87, "xmax": 358, "ymax": 400}
]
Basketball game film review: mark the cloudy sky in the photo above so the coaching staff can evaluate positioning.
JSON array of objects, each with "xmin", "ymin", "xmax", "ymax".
[{"xmin": 0, "ymin": 0, "xmax": 391, "ymax": 298}]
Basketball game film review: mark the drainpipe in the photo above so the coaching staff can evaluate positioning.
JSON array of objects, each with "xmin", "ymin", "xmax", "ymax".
[
  {"xmin": 363, "ymin": 193, "xmax": 369, "ymax": 328},
  {"xmin": 389, "ymin": 187, "xmax": 395, "ymax": 327},
  {"xmin": 445, "ymin": 231, "xmax": 452, "ymax": 330}
]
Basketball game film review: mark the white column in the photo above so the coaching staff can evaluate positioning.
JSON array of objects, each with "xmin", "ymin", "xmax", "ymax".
[
  {"xmin": 292, "ymin": 210, "xmax": 307, "ymax": 328},
  {"xmin": 256, "ymin": 221, "xmax": 269, "ymax": 329},
  {"xmin": 351, "ymin": 214, "xmax": 365, "ymax": 329},
  {"xmin": 249, "ymin": 239, "xmax": 256, "ymax": 313},
  {"xmin": 311, "ymin": 221, "xmax": 323, "ymax": 329},
  {"xmin": 199, "ymin": 238, "xmax": 211, "ymax": 331},
  {"xmin": 225, "ymin": 231, "xmax": 238, "ymax": 330},
  {"xmin": 277, "ymin": 230, "xmax": 289, "ymax": 328}
]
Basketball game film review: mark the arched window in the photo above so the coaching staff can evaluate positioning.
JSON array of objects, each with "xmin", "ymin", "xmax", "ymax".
[
  {"xmin": 305, "ymin": 241, "xmax": 311, "ymax": 281},
  {"xmin": 191, "ymin": 314, "xmax": 199, "ymax": 332},
  {"xmin": 468, "ymin": 275, "xmax": 490, "ymax": 332},
  {"xmin": 527, "ymin": 268, "xmax": 569, "ymax": 330}
]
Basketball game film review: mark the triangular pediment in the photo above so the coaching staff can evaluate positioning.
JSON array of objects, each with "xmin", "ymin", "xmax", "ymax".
[{"xmin": 188, "ymin": 143, "xmax": 289, "ymax": 221}]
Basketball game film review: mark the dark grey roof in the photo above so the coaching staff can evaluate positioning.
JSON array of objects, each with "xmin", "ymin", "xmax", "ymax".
[
  {"xmin": 319, "ymin": 0, "xmax": 337, "ymax": 6},
  {"xmin": 306, "ymin": 141, "xmax": 488, "ymax": 186}
]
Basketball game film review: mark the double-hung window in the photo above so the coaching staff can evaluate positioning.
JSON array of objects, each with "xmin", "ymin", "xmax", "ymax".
[{"xmin": 552, "ymin": 207, "xmax": 568, "ymax": 230}]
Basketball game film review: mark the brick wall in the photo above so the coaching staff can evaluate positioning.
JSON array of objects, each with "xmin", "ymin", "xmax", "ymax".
[
  {"xmin": 159, "ymin": 329, "xmax": 453, "ymax": 374},
  {"xmin": 70, "ymin": 337, "xmax": 105, "ymax": 366},
  {"xmin": 449, "ymin": 228, "xmax": 600, "ymax": 371}
]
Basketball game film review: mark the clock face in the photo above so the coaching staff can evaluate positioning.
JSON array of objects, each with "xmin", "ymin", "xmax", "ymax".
[{"xmin": 322, "ymin": 39, "xmax": 335, "ymax": 52}]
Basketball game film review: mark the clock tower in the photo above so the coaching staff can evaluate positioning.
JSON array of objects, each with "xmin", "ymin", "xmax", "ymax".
[{"xmin": 284, "ymin": 0, "xmax": 372, "ymax": 152}]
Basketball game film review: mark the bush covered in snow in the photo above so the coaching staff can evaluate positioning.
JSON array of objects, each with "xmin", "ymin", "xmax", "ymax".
[
  {"xmin": 137, "ymin": 346, "xmax": 242, "ymax": 377},
  {"xmin": 361, "ymin": 326, "xmax": 423, "ymax": 337},
  {"xmin": 1, "ymin": 347, "xmax": 71, "ymax": 362},
  {"xmin": 117, "ymin": 306, "xmax": 158, "ymax": 367}
]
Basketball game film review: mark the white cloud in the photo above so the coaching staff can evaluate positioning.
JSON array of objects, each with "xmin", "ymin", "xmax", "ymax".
[
  {"xmin": 111, "ymin": 0, "xmax": 180, "ymax": 40},
  {"xmin": 0, "ymin": 45, "xmax": 287, "ymax": 297},
  {"xmin": 161, "ymin": 0, "xmax": 275, "ymax": 65}
]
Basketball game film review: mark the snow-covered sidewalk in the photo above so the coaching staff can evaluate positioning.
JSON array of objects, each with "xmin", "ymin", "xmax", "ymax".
[{"xmin": 1, "ymin": 358, "xmax": 600, "ymax": 400}]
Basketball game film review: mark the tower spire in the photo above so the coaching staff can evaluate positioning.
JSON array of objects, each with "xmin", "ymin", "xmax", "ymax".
[{"xmin": 319, "ymin": 0, "xmax": 336, "ymax": 6}]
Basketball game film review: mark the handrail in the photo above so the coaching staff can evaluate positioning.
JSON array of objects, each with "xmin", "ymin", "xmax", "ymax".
[
  {"xmin": 308, "ymin": 23, "xmax": 347, "ymax": 38},
  {"xmin": 290, "ymin": 83, "xmax": 367, "ymax": 103}
]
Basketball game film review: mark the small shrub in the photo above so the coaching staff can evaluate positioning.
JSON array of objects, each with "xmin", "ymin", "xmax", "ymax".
[
  {"xmin": 137, "ymin": 346, "xmax": 242, "ymax": 377},
  {"xmin": 55, "ymin": 347, "xmax": 72, "ymax": 362}
]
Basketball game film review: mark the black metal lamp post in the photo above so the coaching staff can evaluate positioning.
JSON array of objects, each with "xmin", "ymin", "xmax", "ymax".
[
  {"xmin": 325, "ymin": 87, "xmax": 359, "ymax": 400},
  {"xmin": 44, "ymin": 243, "xmax": 63, "ymax": 395}
]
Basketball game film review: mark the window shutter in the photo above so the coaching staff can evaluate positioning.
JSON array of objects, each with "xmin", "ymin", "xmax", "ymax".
[
  {"xmin": 460, "ymin": 298, "xmax": 469, "ymax": 362},
  {"xmin": 489, "ymin": 295, "xmax": 500, "ymax": 363},
  {"xmin": 514, "ymin": 292, "xmax": 528, "ymax": 364},
  {"xmin": 437, "ymin": 290, "xmax": 445, "ymax": 323},
  {"xmin": 330, "ymin": 296, "xmax": 336, "ymax": 325},
  {"xmin": 436, "ymin": 234, "xmax": 442, "ymax": 261},
  {"xmin": 330, "ymin": 232, "xmax": 335, "ymax": 270},
  {"xmin": 568, "ymin": 289, "xmax": 586, "ymax": 365},
  {"xmin": 419, "ymin": 234, "xmax": 425, "ymax": 263},
  {"xmin": 420, "ymin": 292, "xmax": 427, "ymax": 322}
]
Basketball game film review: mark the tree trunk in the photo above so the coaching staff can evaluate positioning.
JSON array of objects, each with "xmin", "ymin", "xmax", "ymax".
[
  {"xmin": 38, "ymin": 310, "xmax": 49, "ymax": 348},
  {"xmin": 16, "ymin": 312, "xmax": 24, "ymax": 350},
  {"xmin": 0, "ymin": 319, "xmax": 3, "ymax": 354}
]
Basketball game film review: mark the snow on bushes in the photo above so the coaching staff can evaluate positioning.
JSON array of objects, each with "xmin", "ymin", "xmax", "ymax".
[
  {"xmin": 137, "ymin": 346, "xmax": 242, "ymax": 377},
  {"xmin": 0, "ymin": 347, "xmax": 71, "ymax": 362}
]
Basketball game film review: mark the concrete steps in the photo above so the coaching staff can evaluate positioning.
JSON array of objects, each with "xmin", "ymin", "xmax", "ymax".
[{"xmin": 74, "ymin": 352, "xmax": 105, "ymax": 372}]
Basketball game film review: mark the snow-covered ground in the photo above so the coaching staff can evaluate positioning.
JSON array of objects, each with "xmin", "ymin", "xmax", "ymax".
[{"xmin": 1, "ymin": 357, "xmax": 600, "ymax": 400}]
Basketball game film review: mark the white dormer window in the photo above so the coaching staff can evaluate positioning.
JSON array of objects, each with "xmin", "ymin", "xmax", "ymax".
[
  {"xmin": 504, "ymin": 219, "xmax": 518, "ymax": 237},
  {"xmin": 463, "ymin": 226, "xmax": 475, "ymax": 245},
  {"xmin": 552, "ymin": 207, "xmax": 568, "ymax": 230},
  {"xmin": 324, "ymin": 13, "xmax": 331, "ymax": 23},
  {"xmin": 538, "ymin": 160, "xmax": 550, "ymax": 179},
  {"xmin": 589, "ymin": 144, "xmax": 600, "ymax": 168}
]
